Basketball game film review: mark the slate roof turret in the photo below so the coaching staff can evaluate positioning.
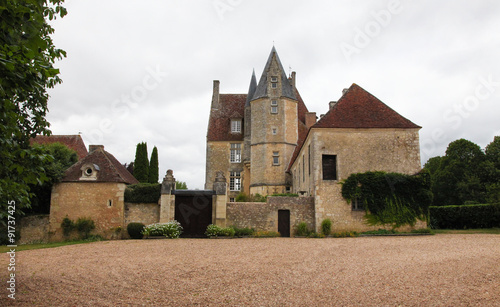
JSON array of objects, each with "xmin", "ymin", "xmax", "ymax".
[{"xmin": 251, "ymin": 46, "xmax": 296, "ymax": 101}]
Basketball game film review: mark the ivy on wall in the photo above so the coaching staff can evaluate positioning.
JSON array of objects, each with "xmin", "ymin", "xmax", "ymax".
[{"xmin": 341, "ymin": 171, "xmax": 433, "ymax": 229}]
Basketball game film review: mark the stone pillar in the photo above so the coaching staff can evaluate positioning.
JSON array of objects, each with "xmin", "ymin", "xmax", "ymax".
[
  {"xmin": 213, "ymin": 171, "xmax": 227, "ymax": 227},
  {"xmin": 160, "ymin": 170, "xmax": 176, "ymax": 223}
]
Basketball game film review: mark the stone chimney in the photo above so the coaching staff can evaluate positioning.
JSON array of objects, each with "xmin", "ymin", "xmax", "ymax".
[
  {"xmin": 329, "ymin": 101, "xmax": 338, "ymax": 109},
  {"xmin": 211, "ymin": 80, "xmax": 220, "ymax": 110},
  {"xmin": 305, "ymin": 112, "xmax": 317, "ymax": 129},
  {"xmin": 89, "ymin": 145, "xmax": 104, "ymax": 153},
  {"xmin": 290, "ymin": 71, "xmax": 296, "ymax": 90}
]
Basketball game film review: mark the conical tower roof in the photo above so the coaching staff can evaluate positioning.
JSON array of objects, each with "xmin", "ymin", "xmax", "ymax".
[
  {"xmin": 251, "ymin": 46, "xmax": 296, "ymax": 101},
  {"xmin": 246, "ymin": 69, "xmax": 257, "ymax": 106}
]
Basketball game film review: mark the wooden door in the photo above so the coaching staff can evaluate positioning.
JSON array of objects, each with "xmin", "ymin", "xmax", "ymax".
[{"xmin": 278, "ymin": 210, "xmax": 290, "ymax": 237}]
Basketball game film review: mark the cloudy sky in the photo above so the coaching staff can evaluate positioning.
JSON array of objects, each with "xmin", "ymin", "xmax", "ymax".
[{"xmin": 47, "ymin": 0, "xmax": 500, "ymax": 189}]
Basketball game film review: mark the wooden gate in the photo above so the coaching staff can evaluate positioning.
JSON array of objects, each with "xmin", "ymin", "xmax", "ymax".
[
  {"xmin": 278, "ymin": 210, "xmax": 290, "ymax": 237},
  {"xmin": 174, "ymin": 190, "xmax": 214, "ymax": 238}
]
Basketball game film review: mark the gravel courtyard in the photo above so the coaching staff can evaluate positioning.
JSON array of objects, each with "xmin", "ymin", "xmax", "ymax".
[{"xmin": 1, "ymin": 234, "xmax": 499, "ymax": 306}]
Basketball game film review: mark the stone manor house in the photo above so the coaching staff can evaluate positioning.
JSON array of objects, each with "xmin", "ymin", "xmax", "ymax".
[{"xmin": 20, "ymin": 47, "xmax": 424, "ymax": 242}]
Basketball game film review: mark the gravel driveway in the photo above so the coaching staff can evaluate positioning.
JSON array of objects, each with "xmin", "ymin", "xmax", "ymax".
[{"xmin": 1, "ymin": 234, "xmax": 499, "ymax": 306}]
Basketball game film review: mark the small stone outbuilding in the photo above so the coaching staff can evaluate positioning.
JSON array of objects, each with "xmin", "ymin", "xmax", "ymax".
[{"xmin": 49, "ymin": 145, "xmax": 138, "ymax": 241}]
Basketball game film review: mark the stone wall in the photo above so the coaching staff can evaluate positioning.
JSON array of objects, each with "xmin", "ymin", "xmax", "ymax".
[
  {"xmin": 226, "ymin": 196, "xmax": 314, "ymax": 236},
  {"xmin": 124, "ymin": 202, "xmax": 160, "ymax": 226},
  {"xmin": 290, "ymin": 127, "xmax": 424, "ymax": 232},
  {"xmin": 19, "ymin": 215, "xmax": 50, "ymax": 244},
  {"xmin": 49, "ymin": 182, "xmax": 127, "ymax": 241}
]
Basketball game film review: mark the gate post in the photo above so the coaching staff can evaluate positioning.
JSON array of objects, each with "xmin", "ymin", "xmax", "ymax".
[
  {"xmin": 213, "ymin": 171, "xmax": 227, "ymax": 227},
  {"xmin": 160, "ymin": 169, "xmax": 176, "ymax": 223}
]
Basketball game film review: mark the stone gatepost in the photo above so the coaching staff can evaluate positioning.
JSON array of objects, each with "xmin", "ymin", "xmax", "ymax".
[
  {"xmin": 160, "ymin": 169, "xmax": 176, "ymax": 223},
  {"xmin": 213, "ymin": 171, "xmax": 227, "ymax": 227}
]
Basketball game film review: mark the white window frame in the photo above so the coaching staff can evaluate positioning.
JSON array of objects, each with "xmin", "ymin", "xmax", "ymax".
[
  {"xmin": 272, "ymin": 151, "xmax": 280, "ymax": 166},
  {"xmin": 230, "ymin": 143, "xmax": 241, "ymax": 163},
  {"xmin": 229, "ymin": 171, "xmax": 241, "ymax": 191},
  {"xmin": 231, "ymin": 119, "xmax": 242, "ymax": 133}
]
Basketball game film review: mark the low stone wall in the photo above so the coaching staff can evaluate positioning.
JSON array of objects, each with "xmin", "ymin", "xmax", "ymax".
[
  {"xmin": 226, "ymin": 197, "xmax": 315, "ymax": 236},
  {"xmin": 124, "ymin": 202, "xmax": 160, "ymax": 227},
  {"xmin": 19, "ymin": 215, "xmax": 50, "ymax": 244}
]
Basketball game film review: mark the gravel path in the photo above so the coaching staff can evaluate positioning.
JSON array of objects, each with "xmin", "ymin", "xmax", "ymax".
[{"xmin": 1, "ymin": 234, "xmax": 499, "ymax": 306}]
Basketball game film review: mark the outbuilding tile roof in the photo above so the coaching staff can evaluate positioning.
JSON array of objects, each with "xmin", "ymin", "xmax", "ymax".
[
  {"xmin": 313, "ymin": 83, "xmax": 421, "ymax": 129},
  {"xmin": 62, "ymin": 147, "xmax": 138, "ymax": 184},
  {"xmin": 30, "ymin": 135, "xmax": 88, "ymax": 159}
]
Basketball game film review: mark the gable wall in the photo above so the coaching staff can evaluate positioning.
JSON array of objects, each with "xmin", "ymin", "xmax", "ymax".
[
  {"xmin": 291, "ymin": 128, "xmax": 423, "ymax": 232},
  {"xmin": 49, "ymin": 182, "xmax": 126, "ymax": 241}
]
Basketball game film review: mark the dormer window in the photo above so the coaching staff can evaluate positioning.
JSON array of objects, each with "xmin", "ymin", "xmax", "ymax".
[
  {"xmin": 271, "ymin": 76, "xmax": 278, "ymax": 88},
  {"xmin": 231, "ymin": 119, "xmax": 242, "ymax": 133},
  {"xmin": 80, "ymin": 163, "xmax": 100, "ymax": 181}
]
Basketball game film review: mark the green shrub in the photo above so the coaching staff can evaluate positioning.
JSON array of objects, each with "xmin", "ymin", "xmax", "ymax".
[
  {"xmin": 295, "ymin": 222, "xmax": 310, "ymax": 236},
  {"xmin": 235, "ymin": 193, "xmax": 248, "ymax": 202},
  {"xmin": 308, "ymin": 231, "xmax": 325, "ymax": 238},
  {"xmin": 230, "ymin": 226, "xmax": 254, "ymax": 237},
  {"xmin": 75, "ymin": 217, "xmax": 95, "ymax": 239},
  {"xmin": 253, "ymin": 231, "xmax": 281, "ymax": 237},
  {"xmin": 362, "ymin": 229, "xmax": 396, "ymax": 235},
  {"xmin": 321, "ymin": 219, "xmax": 332, "ymax": 236},
  {"xmin": 61, "ymin": 217, "xmax": 75, "ymax": 237},
  {"xmin": 142, "ymin": 221, "xmax": 183, "ymax": 238},
  {"xmin": 331, "ymin": 231, "xmax": 359, "ymax": 238},
  {"xmin": 127, "ymin": 222, "xmax": 145, "ymax": 239},
  {"xmin": 124, "ymin": 183, "xmax": 161, "ymax": 203},
  {"xmin": 429, "ymin": 204, "xmax": 500, "ymax": 229},
  {"xmin": 205, "ymin": 224, "xmax": 235, "ymax": 237},
  {"xmin": 411, "ymin": 228, "xmax": 434, "ymax": 234}
]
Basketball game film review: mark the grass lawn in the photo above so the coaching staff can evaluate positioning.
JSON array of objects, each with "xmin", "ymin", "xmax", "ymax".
[{"xmin": 0, "ymin": 238, "xmax": 102, "ymax": 253}]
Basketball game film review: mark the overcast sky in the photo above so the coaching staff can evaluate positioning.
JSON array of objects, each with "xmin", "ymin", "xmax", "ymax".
[{"xmin": 47, "ymin": 0, "xmax": 500, "ymax": 189}]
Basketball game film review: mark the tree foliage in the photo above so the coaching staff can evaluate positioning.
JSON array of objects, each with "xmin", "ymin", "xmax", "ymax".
[
  {"xmin": 28, "ymin": 142, "xmax": 78, "ymax": 214},
  {"xmin": 175, "ymin": 181, "xmax": 188, "ymax": 190},
  {"xmin": 424, "ymin": 137, "xmax": 500, "ymax": 206},
  {"xmin": 0, "ymin": 0, "xmax": 67, "ymax": 219},
  {"xmin": 133, "ymin": 142, "xmax": 149, "ymax": 183},
  {"xmin": 341, "ymin": 171, "xmax": 432, "ymax": 229},
  {"xmin": 148, "ymin": 146, "xmax": 159, "ymax": 184}
]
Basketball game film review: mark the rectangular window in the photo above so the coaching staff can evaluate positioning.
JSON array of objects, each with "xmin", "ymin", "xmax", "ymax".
[
  {"xmin": 271, "ymin": 76, "xmax": 278, "ymax": 82},
  {"xmin": 272, "ymin": 127, "xmax": 277, "ymax": 135},
  {"xmin": 302, "ymin": 155, "xmax": 305, "ymax": 182},
  {"xmin": 322, "ymin": 155, "xmax": 337, "ymax": 180},
  {"xmin": 308, "ymin": 145, "xmax": 311, "ymax": 175},
  {"xmin": 352, "ymin": 198, "xmax": 364, "ymax": 211},
  {"xmin": 229, "ymin": 197, "xmax": 235, "ymax": 202},
  {"xmin": 230, "ymin": 143, "xmax": 241, "ymax": 163},
  {"xmin": 271, "ymin": 83, "xmax": 277, "ymax": 88},
  {"xmin": 231, "ymin": 119, "xmax": 241, "ymax": 133},
  {"xmin": 271, "ymin": 100, "xmax": 278, "ymax": 114},
  {"xmin": 273, "ymin": 151, "xmax": 280, "ymax": 166},
  {"xmin": 229, "ymin": 171, "xmax": 241, "ymax": 191}
]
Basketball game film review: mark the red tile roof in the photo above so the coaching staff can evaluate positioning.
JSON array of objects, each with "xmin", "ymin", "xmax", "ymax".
[
  {"xmin": 30, "ymin": 135, "xmax": 88, "ymax": 159},
  {"xmin": 313, "ymin": 83, "xmax": 421, "ymax": 129},
  {"xmin": 288, "ymin": 83, "xmax": 421, "ymax": 170},
  {"xmin": 207, "ymin": 94, "xmax": 247, "ymax": 142},
  {"xmin": 62, "ymin": 147, "xmax": 138, "ymax": 184}
]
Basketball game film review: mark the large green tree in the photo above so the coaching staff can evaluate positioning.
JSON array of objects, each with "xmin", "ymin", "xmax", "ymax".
[
  {"xmin": 28, "ymin": 142, "xmax": 77, "ymax": 214},
  {"xmin": 0, "ymin": 0, "xmax": 67, "ymax": 218},
  {"xmin": 133, "ymin": 142, "xmax": 149, "ymax": 183},
  {"xmin": 424, "ymin": 138, "xmax": 499, "ymax": 206},
  {"xmin": 148, "ymin": 146, "xmax": 159, "ymax": 183}
]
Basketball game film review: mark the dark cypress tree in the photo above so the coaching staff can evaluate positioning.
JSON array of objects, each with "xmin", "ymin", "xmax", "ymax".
[
  {"xmin": 148, "ymin": 146, "xmax": 159, "ymax": 183},
  {"xmin": 134, "ymin": 142, "xmax": 149, "ymax": 183}
]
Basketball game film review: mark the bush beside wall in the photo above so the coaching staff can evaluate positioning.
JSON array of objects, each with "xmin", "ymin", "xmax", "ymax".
[
  {"xmin": 124, "ymin": 183, "xmax": 161, "ymax": 203},
  {"xmin": 429, "ymin": 204, "xmax": 500, "ymax": 229}
]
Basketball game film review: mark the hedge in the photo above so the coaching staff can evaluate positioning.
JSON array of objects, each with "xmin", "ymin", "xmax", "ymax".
[
  {"xmin": 124, "ymin": 183, "xmax": 161, "ymax": 203},
  {"xmin": 429, "ymin": 204, "xmax": 500, "ymax": 229}
]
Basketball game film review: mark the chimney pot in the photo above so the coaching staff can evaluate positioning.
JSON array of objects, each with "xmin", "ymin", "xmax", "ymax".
[{"xmin": 329, "ymin": 101, "xmax": 338, "ymax": 109}]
